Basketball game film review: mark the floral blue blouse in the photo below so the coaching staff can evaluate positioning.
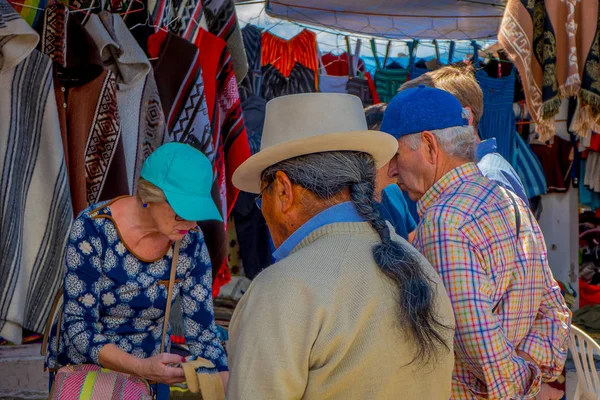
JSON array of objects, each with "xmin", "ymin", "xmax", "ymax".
[{"xmin": 45, "ymin": 200, "xmax": 228, "ymax": 372}]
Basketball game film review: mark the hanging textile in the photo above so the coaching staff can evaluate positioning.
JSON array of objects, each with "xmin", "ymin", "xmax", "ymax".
[
  {"xmin": 530, "ymin": 136, "xmax": 574, "ymax": 193},
  {"xmin": 238, "ymin": 24, "xmax": 265, "ymax": 155},
  {"xmin": 321, "ymin": 52, "xmax": 365, "ymax": 77},
  {"xmin": 580, "ymin": 158, "xmax": 600, "ymax": 209},
  {"xmin": 584, "ymin": 151, "xmax": 600, "ymax": 193},
  {"xmin": 233, "ymin": 25, "xmax": 272, "ymax": 281},
  {"xmin": 238, "ymin": 23, "xmax": 262, "ymax": 103},
  {"xmin": 261, "ymin": 62, "xmax": 317, "ymax": 102},
  {"xmin": 411, "ymin": 40, "xmax": 455, "ymax": 79},
  {"xmin": 150, "ymin": 27, "xmax": 250, "ymax": 292},
  {"xmin": 336, "ymin": 39, "xmax": 378, "ymax": 106},
  {"xmin": 319, "ymin": 63, "xmax": 348, "ymax": 94},
  {"xmin": 474, "ymin": 42, "xmax": 517, "ymax": 165},
  {"xmin": 84, "ymin": 11, "xmax": 166, "ymax": 197},
  {"xmin": 514, "ymin": 133, "xmax": 547, "ymax": 199},
  {"xmin": 346, "ymin": 75, "xmax": 375, "ymax": 106},
  {"xmin": 574, "ymin": 5, "xmax": 600, "ymax": 137},
  {"xmin": 149, "ymin": 0, "xmax": 248, "ymax": 82},
  {"xmin": 149, "ymin": 31, "xmax": 205, "ymax": 135},
  {"xmin": 318, "ymin": 39, "xmax": 362, "ymax": 95},
  {"xmin": 41, "ymin": 4, "xmax": 122, "ymax": 217},
  {"xmin": 148, "ymin": 31, "xmax": 229, "ymax": 293},
  {"xmin": 193, "ymin": 28, "xmax": 250, "ymax": 215},
  {"xmin": 499, "ymin": 0, "xmax": 600, "ymax": 140},
  {"xmin": 371, "ymin": 39, "xmax": 415, "ymax": 103},
  {"xmin": 0, "ymin": 0, "xmax": 72, "ymax": 342},
  {"xmin": 124, "ymin": 5, "xmax": 155, "ymax": 55},
  {"xmin": 241, "ymin": 93, "xmax": 266, "ymax": 155},
  {"xmin": 567, "ymin": 97, "xmax": 582, "ymax": 187},
  {"xmin": 242, "ymin": 24, "xmax": 261, "ymax": 74},
  {"xmin": 227, "ymin": 216, "xmax": 242, "ymax": 276},
  {"xmin": 232, "ymin": 192, "xmax": 272, "ymax": 280},
  {"xmin": 171, "ymin": 0, "xmax": 205, "ymax": 41},
  {"xmin": 6, "ymin": 0, "xmax": 44, "ymax": 28},
  {"xmin": 201, "ymin": 0, "xmax": 247, "ymax": 83},
  {"xmin": 261, "ymin": 29, "xmax": 320, "ymax": 89}
]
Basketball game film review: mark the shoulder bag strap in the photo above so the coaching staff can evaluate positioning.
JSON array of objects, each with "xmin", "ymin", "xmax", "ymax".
[
  {"xmin": 41, "ymin": 287, "xmax": 64, "ymax": 357},
  {"xmin": 160, "ymin": 240, "xmax": 180, "ymax": 354}
]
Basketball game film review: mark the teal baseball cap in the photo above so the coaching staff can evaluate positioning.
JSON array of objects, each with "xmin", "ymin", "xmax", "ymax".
[{"xmin": 141, "ymin": 143, "xmax": 222, "ymax": 222}]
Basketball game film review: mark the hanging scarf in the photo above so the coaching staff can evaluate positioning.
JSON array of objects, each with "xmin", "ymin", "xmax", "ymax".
[
  {"xmin": 573, "ymin": 5, "xmax": 600, "ymax": 136},
  {"xmin": 500, "ymin": 0, "xmax": 600, "ymax": 140}
]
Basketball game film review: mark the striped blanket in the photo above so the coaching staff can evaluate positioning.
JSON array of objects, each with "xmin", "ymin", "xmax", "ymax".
[{"xmin": 0, "ymin": 0, "xmax": 72, "ymax": 342}]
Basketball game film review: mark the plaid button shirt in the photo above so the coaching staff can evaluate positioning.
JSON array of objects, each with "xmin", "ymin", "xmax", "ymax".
[{"xmin": 413, "ymin": 163, "xmax": 571, "ymax": 399}]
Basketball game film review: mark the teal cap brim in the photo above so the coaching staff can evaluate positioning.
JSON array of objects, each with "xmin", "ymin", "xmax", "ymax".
[{"xmin": 164, "ymin": 190, "xmax": 223, "ymax": 222}]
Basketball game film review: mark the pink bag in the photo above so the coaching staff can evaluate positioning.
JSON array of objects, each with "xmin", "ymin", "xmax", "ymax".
[{"xmin": 49, "ymin": 364, "xmax": 152, "ymax": 399}]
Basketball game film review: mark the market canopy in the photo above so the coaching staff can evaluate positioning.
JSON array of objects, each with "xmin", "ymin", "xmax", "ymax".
[{"xmin": 263, "ymin": 0, "xmax": 506, "ymax": 40}]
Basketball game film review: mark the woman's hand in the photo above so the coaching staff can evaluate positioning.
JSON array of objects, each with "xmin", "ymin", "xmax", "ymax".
[
  {"xmin": 138, "ymin": 353, "xmax": 186, "ymax": 385},
  {"xmin": 535, "ymin": 383, "xmax": 564, "ymax": 400},
  {"xmin": 220, "ymin": 371, "xmax": 229, "ymax": 393}
]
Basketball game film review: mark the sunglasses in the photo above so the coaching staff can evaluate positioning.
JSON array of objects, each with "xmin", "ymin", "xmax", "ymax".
[
  {"xmin": 166, "ymin": 200, "xmax": 188, "ymax": 222},
  {"xmin": 255, "ymin": 180, "xmax": 273, "ymax": 209}
]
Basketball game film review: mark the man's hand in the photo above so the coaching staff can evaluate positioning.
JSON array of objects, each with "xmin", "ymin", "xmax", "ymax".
[
  {"xmin": 535, "ymin": 383, "xmax": 564, "ymax": 400},
  {"xmin": 517, "ymin": 351, "xmax": 563, "ymax": 400}
]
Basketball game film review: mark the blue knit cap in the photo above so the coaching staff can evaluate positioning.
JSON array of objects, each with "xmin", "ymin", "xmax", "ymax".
[{"xmin": 380, "ymin": 85, "xmax": 469, "ymax": 139}]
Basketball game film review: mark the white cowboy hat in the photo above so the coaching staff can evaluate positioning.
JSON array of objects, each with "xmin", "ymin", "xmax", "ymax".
[{"xmin": 232, "ymin": 93, "xmax": 399, "ymax": 194}]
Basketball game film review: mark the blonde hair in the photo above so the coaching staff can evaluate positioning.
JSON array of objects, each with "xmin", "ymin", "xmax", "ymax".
[
  {"xmin": 136, "ymin": 178, "xmax": 166, "ymax": 203},
  {"xmin": 399, "ymin": 63, "xmax": 483, "ymax": 133}
]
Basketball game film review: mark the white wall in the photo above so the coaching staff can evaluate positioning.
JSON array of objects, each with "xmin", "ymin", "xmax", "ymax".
[{"xmin": 536, "ymin": 101, "xmax": 579, "ymax": 303}]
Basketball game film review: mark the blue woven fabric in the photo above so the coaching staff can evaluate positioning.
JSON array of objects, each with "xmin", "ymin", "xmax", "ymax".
[
  {"xmin": 513, "ymin": 133, "xmax": 547, "ymax": 199},
  {"xmin": 580, "ymin": 159, "xmax": 600, "ymax": 209},
  {"xmin": 381, "ymin": 85, "xmax": 468, "ymax": 138}
]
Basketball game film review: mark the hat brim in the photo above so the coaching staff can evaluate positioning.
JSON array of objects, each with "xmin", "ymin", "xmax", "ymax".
[
  {"xmin": 232, "ymin": 130, "xmax": 399, "ymax": 194},
  {"xmin": 163, "ymin": 190, "xmax": 223, "ymax": 222}
]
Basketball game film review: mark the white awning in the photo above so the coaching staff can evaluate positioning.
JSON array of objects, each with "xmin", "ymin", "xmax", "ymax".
[{"xmin": 264, "ymin": 0, "xmax": 506, "ymax": 40}]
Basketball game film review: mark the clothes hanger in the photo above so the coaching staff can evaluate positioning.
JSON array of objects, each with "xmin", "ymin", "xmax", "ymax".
[
  {"xmin": 129, "ymin": 6, "xmax": 168, "ymax": 33},
  {"xmin": 69, "ymin": 0, "xmax": 100, "ymax": 14},
  {"xmin": 128, "ymin": 7, "xmax": 151, "ymax": 31},
  {"xmin": 121, "ymin": 0, "xmax": 144, "ymax": 17},
  {"xmin": 8, "ymin": 1, "xmax": 44, "ymax": 11}
]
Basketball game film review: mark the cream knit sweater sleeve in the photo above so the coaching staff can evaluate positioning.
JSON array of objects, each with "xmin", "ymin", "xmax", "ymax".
[{"xmin": 226, "ymin": 265, "xmax": 321, "ymax": 399}]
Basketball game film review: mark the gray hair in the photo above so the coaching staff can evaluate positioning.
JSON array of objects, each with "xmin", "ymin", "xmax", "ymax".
[
  {"xmin": 401, "ymin": 125, "xmax": 477, "ymax": 161},
  {"xmin": 261, "ymin": 151, "xmax": 451, "ymax": 365}
]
